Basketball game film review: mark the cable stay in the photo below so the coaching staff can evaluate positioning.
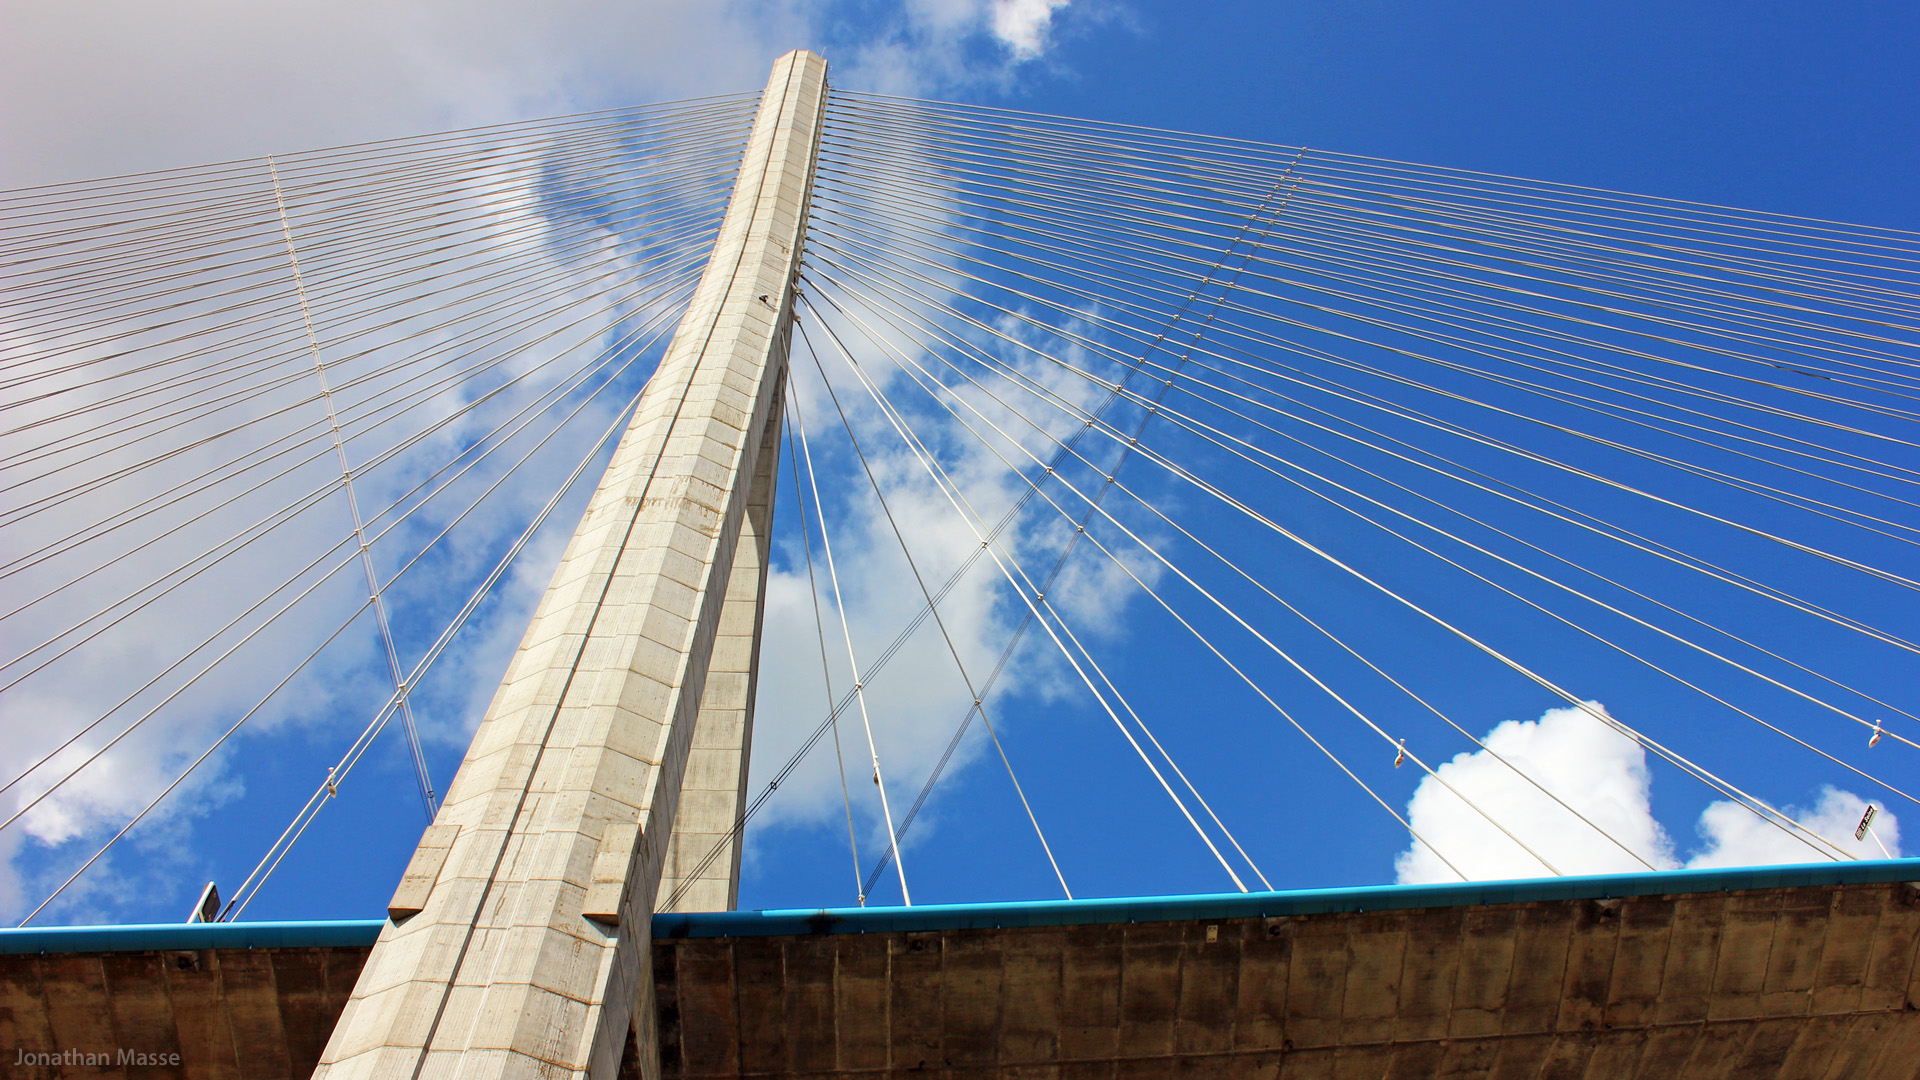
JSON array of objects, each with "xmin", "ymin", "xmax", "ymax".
[
  {"xmin": 788, "ymin": 366, "xmax": 913, "ymax": 905},
  {"xmin": 781, "ymin": 400, "xmax": 868, "ymax": 905}
]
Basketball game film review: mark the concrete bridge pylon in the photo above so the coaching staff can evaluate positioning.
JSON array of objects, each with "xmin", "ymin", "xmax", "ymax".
[{"xmin": 313, "ymin": 50, "xmax": 827, "ymax": 1080}]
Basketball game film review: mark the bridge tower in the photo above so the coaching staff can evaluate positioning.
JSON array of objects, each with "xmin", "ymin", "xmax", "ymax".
[{"xmin": 314, "ymin": 51, "xmax": 826, "ymax": 1080}]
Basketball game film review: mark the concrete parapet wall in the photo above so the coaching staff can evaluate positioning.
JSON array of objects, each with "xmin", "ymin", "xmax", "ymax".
[
  {"xmin": 0, "ymin": 945, "xmax": 369, "ymax": 1079},
  {"xmin": 651, "ymin": 879, "xmax": 1920, "ymax": 1078}
]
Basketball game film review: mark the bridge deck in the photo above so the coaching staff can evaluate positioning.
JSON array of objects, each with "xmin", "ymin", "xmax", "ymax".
[
  {"xmin": 3, "ymin": 862, "xmax": 1916, "ymax": 1078},
  {"xmin": 654, "ymin": 864, "xmax": 1920, "ymax": 1078}
]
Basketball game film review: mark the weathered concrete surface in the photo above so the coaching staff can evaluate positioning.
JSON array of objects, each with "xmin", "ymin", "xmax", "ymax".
[
  {"xmin": 312, "ymin": 50, "xmax": 826, "ymax": 1080},
  {"xmin": 651, "ymin": 880, "xmax": 1920, "ymax": 1079},
  {"xmin": 0, "ymin": 945, "xmax": 368, "ymax": 1079},
  {"xmin": 655, "ymin": 391, "xmax": 783, "ymax": 917}
]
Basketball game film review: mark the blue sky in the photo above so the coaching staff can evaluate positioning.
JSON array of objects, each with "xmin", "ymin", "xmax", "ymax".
[
  {"xmin": 1029, "ymin": 3, "xmax": 1920, "ymax": 227},
  {"xmin": 2, "ymin": 0, "xmax": 1916, "ymax": 925}
]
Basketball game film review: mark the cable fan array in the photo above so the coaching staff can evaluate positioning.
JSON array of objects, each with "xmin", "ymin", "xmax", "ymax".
[
  {"xmin": 698, "ymin": 90, "xmax": 1920, "ymax": 902},
  {"xmin": 2, "ymin": 85, "xmax": 1917, "ymax": 923},
  {"xmin": 0, "ymin": 96, "xmax": 759, "ymax": 921}
]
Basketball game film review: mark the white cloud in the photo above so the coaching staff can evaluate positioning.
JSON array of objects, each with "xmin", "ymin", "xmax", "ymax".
[
  {"xmin": 835, "ymin": 0, "xmax": 1078, "ymax": 95},
  {"xmin": 1395, "ymin": 701, "xmax": 1679, "ymax": 883},
  {"xmin": 991, "ymin": 0, "xmax": 1072, "ymax": 59},
  {"xmin": 1689, "ymin": 785, "xmax": 1898, "ymax": 868},
  {"xmin": 0, "ymin": 0, "xmax": 1080, "ymax": 189},
  {"xmin": 1396, "ymin": 700, "xmax": 1899, "ymax": 884},
  {"xmin": 747, "ymin": 506, "xmax": 1016, "ymax": 841},
  {"xmin": 743, "ymin": 329, "xmax": 1134, "ymax": 844}
]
